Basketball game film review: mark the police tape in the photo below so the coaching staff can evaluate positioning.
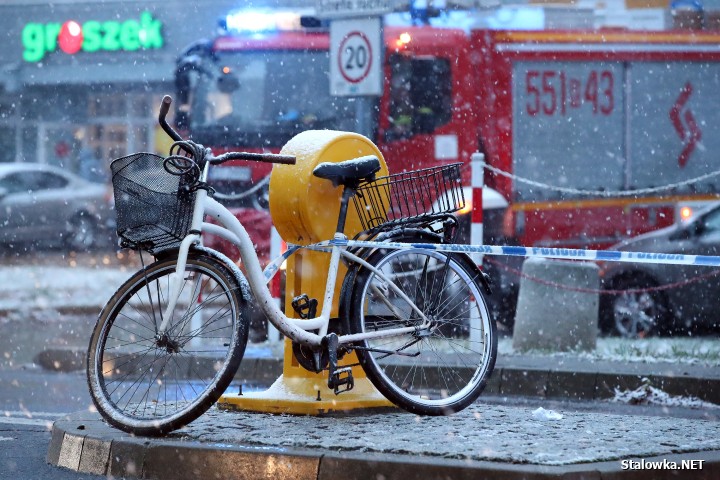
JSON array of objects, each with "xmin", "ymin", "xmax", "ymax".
[
  {"xmin": 261, "ymin": 239, "xmax": 720, "ymax": 283},
  {"xmin": 263, "ymin": 244, "xmax": 301, "ymax": 281},
  {"xmin": 325, "ymin": 239, "xmax": 720, "ymax": 267}
]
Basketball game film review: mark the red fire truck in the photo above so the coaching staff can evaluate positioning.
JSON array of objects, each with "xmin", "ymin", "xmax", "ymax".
[
  {"xmin": 174, "ymin": 10, "xmax": 720, "ymax": 326},
  {"xmin": 476, "ymin": 29, "xmax": 720, "ymax": 250},
  {"xmin": 175, "ymin": 14, "xmax": 720, "ymax": 248}
]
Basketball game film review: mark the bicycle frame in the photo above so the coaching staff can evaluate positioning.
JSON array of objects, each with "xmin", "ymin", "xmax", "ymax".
[{"xmin": 156, "ymin": 162, "xmax": 430, "ymax": 348}]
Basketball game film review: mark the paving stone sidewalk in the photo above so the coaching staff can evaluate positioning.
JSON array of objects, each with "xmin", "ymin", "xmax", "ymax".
[{"xmin": 49, "ymin": 399, "xmax": 720, "ymax": 480}]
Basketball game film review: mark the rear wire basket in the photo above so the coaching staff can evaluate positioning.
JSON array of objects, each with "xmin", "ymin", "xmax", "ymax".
[
  {"xmin": 353, "ymin": 163, "xmax": 465, "ymax": 233},
  {"xmin": 111, "ymin": 153, "xmax": 196, "ymax": 254}
]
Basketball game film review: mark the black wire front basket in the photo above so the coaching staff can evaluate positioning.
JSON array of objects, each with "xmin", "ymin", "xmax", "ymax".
[
  {"xmin": 111, "ymin": 153, "xmax": 196, "ymax": 254},
  {"xmin": 352, "ymin": 163, "xmax": 465, "ymax": 233}
]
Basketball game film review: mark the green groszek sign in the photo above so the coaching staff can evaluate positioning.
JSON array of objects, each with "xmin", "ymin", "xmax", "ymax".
[{"xmin": 22, "ymin": 11, "xmax": 163, "ymax": 62}]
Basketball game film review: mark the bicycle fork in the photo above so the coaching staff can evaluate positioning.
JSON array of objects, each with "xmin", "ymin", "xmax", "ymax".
[{"xmin": 156, "ymin": 233, "xmax": 199, "ymax": 338}]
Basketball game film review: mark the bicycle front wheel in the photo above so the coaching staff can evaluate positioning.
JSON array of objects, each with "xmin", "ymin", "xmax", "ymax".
[
  {"xmin": 87, "ymin": 252, "xmax": 249, "ymax": 435},
  {"xmin": 349, "ymin": 248, "xmax": 497, "ymax": 415}
]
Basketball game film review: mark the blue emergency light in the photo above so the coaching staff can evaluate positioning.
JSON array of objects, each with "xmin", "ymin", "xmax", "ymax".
[{"xmin": 221, "ymin": 9, "xmax": 308, "ymax": 34}]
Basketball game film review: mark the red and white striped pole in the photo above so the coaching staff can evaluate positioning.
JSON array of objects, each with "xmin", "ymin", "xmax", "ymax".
[{"xmin": 470, "ymin": 152, "xmax": 484, "ymax": 265}]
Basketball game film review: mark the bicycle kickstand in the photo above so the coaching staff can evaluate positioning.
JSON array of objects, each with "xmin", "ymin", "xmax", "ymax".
[{"xmin": 323, "ymin": 333, "xmax": 354, "ymax": 395}]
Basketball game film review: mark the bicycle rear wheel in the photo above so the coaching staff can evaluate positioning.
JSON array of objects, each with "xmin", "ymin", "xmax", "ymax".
[
  {"xmin": 87, "ymin": 252, "xmax": 248, "ymax": 435},
  {"xmin": 349, "ymin": 247, "xmax": 496, "ymax": 415}
]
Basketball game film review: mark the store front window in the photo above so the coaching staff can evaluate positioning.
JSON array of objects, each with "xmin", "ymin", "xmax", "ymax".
[
  {"xmin": 0, "ymin": 127, "xmax": 15, "ymax": 163},
  {"xmin": 86, "ymin": 92, "xmax": 156, "ymax": 166},
  {"xmin": 0, "ymin": 100, "xmax": 18, "ymax": 163},
  {"xmin": 28, "ymin": 91, "xmax": 158, "ymax": 182}
]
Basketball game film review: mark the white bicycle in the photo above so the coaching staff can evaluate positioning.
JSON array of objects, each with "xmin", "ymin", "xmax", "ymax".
[{"xmin": 87, "ymin": 97, "xmax": 497, "ymax": 435}]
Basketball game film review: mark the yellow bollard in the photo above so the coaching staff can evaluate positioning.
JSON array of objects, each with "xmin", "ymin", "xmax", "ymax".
[{"xmin": 218, "ymin": 130, "xmax": 394, "ymax": 414}]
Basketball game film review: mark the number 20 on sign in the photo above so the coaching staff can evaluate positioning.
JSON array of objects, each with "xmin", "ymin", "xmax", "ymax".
[{"xmin": 339, "ymin": 31, "xmax": 372, "ymax": 84}]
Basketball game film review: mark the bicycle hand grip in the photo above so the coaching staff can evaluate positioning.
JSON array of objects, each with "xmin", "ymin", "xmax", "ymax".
[
  {"xmin": 262, "ymin": 154, "xmax": 296, "ymax": 165},
  {"xmin": 212, "ymin": 152, "xmax": 296, "ymax": 165},
  {"xmin": 159, "ymin": 96, "xmax": 183, "ymax": 142}
]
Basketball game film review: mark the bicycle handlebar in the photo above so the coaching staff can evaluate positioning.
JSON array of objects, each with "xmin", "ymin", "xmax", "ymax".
[{"xmin": 158, "ymin": 95, "xmax": 296, "ymax": 166}]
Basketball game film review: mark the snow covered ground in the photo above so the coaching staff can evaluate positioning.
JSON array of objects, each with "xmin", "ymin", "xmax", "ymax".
[
  {"xmin": 612, "ymin": 377, "xmax": 720, "ymax": 409},
  {"xmin": 0, "ymin": 262, "xmax": 132, "ymax": 315},
  {"xmin": 497, "ymin": 336, "xmax": 720, "ymax": 366},
  {"xmin": 178, "ymin": 403, "xmax": 720, "ymax": 466}
]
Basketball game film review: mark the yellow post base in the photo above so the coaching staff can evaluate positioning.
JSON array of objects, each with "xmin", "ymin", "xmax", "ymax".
[
  {"xmin": 217, "ymin": 339, "xmax": 394, "ymax": 415},
  {"xmin": 217, "ymin": 375, "xmax": 393, "ymax": 416}
]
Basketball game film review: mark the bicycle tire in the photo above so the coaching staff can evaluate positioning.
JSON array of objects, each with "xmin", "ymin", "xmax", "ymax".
[
  {"xmin": 349, "ymin": 247, "xmax": 497, "ymax": 415},
  {"xmin": 87, "ymin": 252, "xmax": 249, "ymax": 435}
]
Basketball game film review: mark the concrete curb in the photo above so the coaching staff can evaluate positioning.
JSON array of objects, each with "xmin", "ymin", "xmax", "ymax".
[{"xmin": 48, "ymin": 412, "xmax": 720, "ymax": 480}]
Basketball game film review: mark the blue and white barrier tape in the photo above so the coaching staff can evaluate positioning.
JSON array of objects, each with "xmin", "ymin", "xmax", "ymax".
[
  {"xmin": 262, "ymin": 244, "xmax": 301, "ymax": 282},
  {"xmin": 325, "ymin": 239, "xmax": 720, "ymax": 267},
  {"xmin": 262, "ymin": 239, "xmax": 720, "ymax": 281}
]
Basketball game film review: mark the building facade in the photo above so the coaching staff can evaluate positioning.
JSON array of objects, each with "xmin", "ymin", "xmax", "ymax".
[{"xmin": 0, "ymin": 0, "xmax": 309, "ymax": 178}]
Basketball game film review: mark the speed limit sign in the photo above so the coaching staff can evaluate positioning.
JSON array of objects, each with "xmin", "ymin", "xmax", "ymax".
[
  {"xmin": 330, "ymin": 17, "xmax": 382, "ymax": 96},
  {"xmin": 338, "ymin": 31, "xmax": 372, "ymax": 83}
]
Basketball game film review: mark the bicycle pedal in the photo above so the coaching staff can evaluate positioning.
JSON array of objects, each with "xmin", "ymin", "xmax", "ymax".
[
  {"xmin": 291, "ymin": 294, "xmax": 318, "ymax": 319},
  {"xmin": 328, "ymin": 366, "xmax": 354, "ymax": 395}
]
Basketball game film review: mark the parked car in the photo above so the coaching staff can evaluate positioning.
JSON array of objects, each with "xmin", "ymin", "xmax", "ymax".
[
  {"xmin": 0, "ymin": 163, "xmax": 114, "ymax": 251},
  {"xmin": 599, "ymin": 202, "xmax": 720, "ymax": 338}
]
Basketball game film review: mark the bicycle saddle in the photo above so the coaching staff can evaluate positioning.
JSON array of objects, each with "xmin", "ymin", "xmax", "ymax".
[{"xmin": 312, "ymin": 155, "xmax": 381, "ymax": 187}]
